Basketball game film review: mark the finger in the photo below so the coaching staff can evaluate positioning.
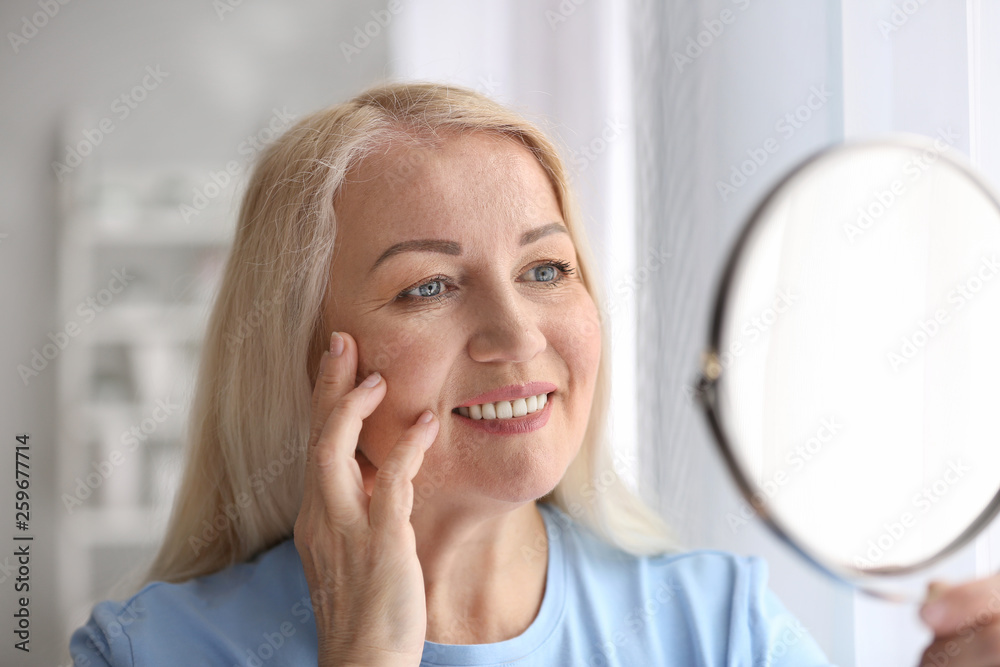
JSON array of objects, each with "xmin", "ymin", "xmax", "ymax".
[
  {"xmin": 368, "ymin": 411, "xmax": 439, "ymax": 532},
  {"xmin": 921, "ymin": 573, "xmax": 1000, "ymax": 636},
  {"xmin": 309, "ymin": 369, "xmax": 388, "ymax": 516},
  {"xmin": 302, "ymin": 331, "xmax": 359, "ymax": 506},
  {"xmin": 920, "ymin": 621, "xmax": 1000, "ymax": 667},
  {"xmin": 926, "ymin": 580, "xmax": 951, "ymax": 605},
  {"xmin": 308, "ymin": 331, "xmax": 357, "ymax": 449},
  {"xmin": 355, "ymin": 447, "xmax": 378, "ymax": 498}
]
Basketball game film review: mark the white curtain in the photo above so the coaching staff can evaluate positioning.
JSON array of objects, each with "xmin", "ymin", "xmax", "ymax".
[
  {"xmin": 631, "ymin": 0, "xmax": 855, "ymax": 662},
  {"xmin": 391, "ymin": 1, "xmax": 1000, "ymax": 664}
]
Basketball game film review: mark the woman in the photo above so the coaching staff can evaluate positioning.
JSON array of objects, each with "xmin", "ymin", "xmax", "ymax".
[{"xmin": 69, "ymin": 81, "xmax": 999, "ymax": 666}]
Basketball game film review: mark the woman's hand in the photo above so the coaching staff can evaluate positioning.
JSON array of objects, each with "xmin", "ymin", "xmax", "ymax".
[
  {"xmin": 294, "ymin": 331, "xmax": 439, "ymax": 667},
  {"xmin": 919, "ymin": 574, "xmax": 1000, "ymax": 666}
]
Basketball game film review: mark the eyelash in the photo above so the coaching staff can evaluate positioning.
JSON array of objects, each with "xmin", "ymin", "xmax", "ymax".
[{"xmin": 395, "ymin": 260, "xmax": 577, "ymax": 305}]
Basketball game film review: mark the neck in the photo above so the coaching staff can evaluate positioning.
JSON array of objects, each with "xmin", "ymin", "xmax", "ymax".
[{"xmin": 412, "ymin": 499, "xmax": 549, "ymax": 645}]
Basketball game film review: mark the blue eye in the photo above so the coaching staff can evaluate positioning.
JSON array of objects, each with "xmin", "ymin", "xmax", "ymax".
[
  {"xmin": 414, "ymin": 281, "xmax": 445, "ymax": 298},
  {"xmin": 395, "ymin": 260, "xmax": 577, "ymax": 305},
  {"xmin": 527, "ymin": 265, "xmax": 558, "ymax": 282},
  {"xmin": 524, "ymin": 260, "xmax": 576, "ymax": 285},
  {"xmin": 397, "ymin": 276, "xmax": 451, "ymax": 304}
]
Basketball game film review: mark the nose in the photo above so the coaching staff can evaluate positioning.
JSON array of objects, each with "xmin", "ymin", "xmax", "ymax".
[{"xmin": 466, "ymin": 284, "xmax": 547, "ymax": 363}]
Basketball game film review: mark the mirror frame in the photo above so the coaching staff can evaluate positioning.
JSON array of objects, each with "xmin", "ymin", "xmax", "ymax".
[{"xmin": 691, "ymin": 134, "xmax": 1000, "ymax": 597}]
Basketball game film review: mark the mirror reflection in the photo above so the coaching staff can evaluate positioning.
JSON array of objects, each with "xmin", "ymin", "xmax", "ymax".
[{"xmin": 704, "ymin": 136, "xmax": 1000, "ymax": 584}]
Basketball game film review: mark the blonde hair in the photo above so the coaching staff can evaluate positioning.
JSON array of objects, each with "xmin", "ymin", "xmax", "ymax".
[{"xmin": 144, "ymin": 80, "xmax": 678, "ymax": 585}]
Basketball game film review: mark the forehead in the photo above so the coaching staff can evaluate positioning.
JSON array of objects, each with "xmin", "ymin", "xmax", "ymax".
[{"xmin": 332, "ymin": 131, "xmax": 560, "ymax": 245}]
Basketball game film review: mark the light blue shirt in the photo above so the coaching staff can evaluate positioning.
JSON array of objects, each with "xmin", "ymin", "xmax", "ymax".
[{"xmin": 70, "ymin": 502, "xmax": 834, "ymax": 666}]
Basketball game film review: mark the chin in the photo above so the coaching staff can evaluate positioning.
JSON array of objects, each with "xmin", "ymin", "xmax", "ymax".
[
  {"xmin": 420, "ymin": 430, "xmax": 578, "ymax": 506},
  {"xmin": 475, "ymin": 456, "xmax": 569, "ymax": 505}
]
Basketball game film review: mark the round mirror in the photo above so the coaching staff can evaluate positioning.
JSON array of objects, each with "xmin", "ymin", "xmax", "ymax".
[{"xmin": 694, "ymin": 135, "xmax": 1000, "ymax": 599}]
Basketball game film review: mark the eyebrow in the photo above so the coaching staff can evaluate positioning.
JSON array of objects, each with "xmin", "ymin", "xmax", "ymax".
[{"xmin": 368, "ymin": 221, "xmax": 569, "ymax": 274}]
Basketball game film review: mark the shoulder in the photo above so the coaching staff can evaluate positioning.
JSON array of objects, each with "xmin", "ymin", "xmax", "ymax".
[
  {"xmin": 538, "ymin": 502, "xmax": 832, "ymax": 665},
  {"xmin": 69, "ymin": 539, "xmax": 317, "ymax": 667}
]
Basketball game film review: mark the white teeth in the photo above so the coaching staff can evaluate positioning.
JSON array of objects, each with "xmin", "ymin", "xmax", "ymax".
[
  {"xmin": 512, "ymin": 398, "xmax": 527, "ymax": 417},
  {"xmin": 458, "ymin": 393, "xmax": 550, "ymax": 420}
]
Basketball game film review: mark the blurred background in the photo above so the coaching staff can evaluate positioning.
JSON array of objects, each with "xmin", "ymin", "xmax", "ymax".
[{"xmin": 2, "ymin": 0, "xmax": 1000, "ymax": 665}]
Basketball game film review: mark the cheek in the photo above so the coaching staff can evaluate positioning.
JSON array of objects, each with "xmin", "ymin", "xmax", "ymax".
[
  {"xmin": 356, "ymin": 327, "xmax": 420, "ymax": 378},
  {"xmin": 557, "ymin": 297, "xmax": 603, "ymax": 383},
  {"xmin": 354, "ymin": 325, "xmax": 449, "ymax": 458},
  {"xmin": 353, "ymin": 315, "xmax": 453, "ymax": 377}
]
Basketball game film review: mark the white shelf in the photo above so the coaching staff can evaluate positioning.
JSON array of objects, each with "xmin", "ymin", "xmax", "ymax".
[
  {"xmin": 73, "ymin": 209, "xmax": 235, "ymax": 246},
  {"xmin": 87, "ymin": 303, "xmax": 213, "ymax": 343},
  {"xmin": 56, "ymin": 159, "xmax": 226, "ymax": 640}
]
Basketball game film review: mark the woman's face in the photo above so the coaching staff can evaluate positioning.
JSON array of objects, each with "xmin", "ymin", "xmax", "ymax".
[{"xmin": 325, "ymin": 130, "xmax": 602, "ymax": 507}]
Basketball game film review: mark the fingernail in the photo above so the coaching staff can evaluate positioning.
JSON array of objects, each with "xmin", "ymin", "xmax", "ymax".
[
  {"xmin": 360, "ymin": 371, "xmax": 381, "ymax": 388},
  {"xmin": 925, "ymin": 581, "xmax": 949, "ymax": 604},
  {"xmin": 330, "ymin": 331, "xmax": 344, "ymax": 357},
  {"xmin": 418, "ymin": 411, "xmax": 437, "ymax": 450}
]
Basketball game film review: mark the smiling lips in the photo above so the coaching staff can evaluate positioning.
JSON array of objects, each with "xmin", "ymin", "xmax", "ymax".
[
  {"xmin": 452, "ymin": 381, "xmax": 557, "ymax": 421},
  {"xmin": 455, "ymin": 381, "xmax": 557, "ymax": 407},
  {"xmin": 456, "ymin": 392, "xmax": 550, "ymax": 420},
  {"xmin": 452, "ymin": 393, "xmax": 554, "ymax": 434}
]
